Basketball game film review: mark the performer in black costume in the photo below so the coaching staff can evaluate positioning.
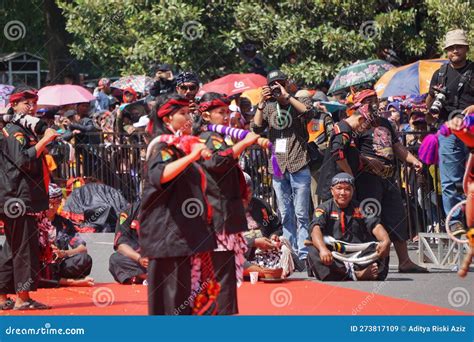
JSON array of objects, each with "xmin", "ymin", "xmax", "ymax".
[
  {"xmin": 0, "ymin": 87, "xmax": 59, "ymax": 310},
  {"xmin": 194, "ymin": 92, "xmax": 260, "ymax": 315},
  {"xmin": 139, "ymin": 94, "xmax": 216, "ymax": 315}
]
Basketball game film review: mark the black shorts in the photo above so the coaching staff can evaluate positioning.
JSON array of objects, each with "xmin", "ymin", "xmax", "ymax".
[{"xmin": 356, "ymin": 172, "xmax": 408, "ymax": 242}]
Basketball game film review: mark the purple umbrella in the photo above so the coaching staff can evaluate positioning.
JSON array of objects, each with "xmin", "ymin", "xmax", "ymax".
[{"xmin": 0, "ymin": 85, "xmax": 15, "ymax": 108}]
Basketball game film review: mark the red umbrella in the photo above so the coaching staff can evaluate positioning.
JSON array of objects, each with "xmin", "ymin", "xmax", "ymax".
[{"xmin": 197, "ymin": 73, "xmax": 267, "ymax": 97}]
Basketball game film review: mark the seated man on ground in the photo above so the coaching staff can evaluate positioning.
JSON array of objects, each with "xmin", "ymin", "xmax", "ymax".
[
  {"xmin": 109, "ymin": 201, "xmax": 148, "ymax": 284},
  {"xmin": 306, "ymin": 173, "xmax": 391, "ymax": 281},
  {"xmin": 242, "ymin": 173, "xmax": 295, "ymax": 279},
  {"xmin": 40, "ymin": 184, "xmax": 94, "ymax": 288}
]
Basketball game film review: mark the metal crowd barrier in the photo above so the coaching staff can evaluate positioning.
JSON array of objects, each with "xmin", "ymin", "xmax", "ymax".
[
  {"xmin": 51, "ymin": 132, "xmax": 146, "ymax": 203},
  {"xmin": 51, "ymin": 133, "xmax": 275, "ymax": 205},
  {"xmin": 396, "ymin": 131, "xmax": 444, "ymax": 239},
  {"xmin": 52, "ymin": 131, "xmax": 447, "ymax": 238}
]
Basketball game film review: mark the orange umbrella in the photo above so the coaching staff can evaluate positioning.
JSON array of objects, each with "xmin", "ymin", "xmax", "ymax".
[
  {"xmin": 374, "ymin": 59, "xmax": 448, "ymax": 98},
  {"xmin": 240, "ymin": 87, "xmax": 262, "ymax": 105}
]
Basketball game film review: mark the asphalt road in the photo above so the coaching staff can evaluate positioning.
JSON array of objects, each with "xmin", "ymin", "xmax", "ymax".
[{"xmin": 1, "ymin": 233, "xmax": 473, "ymax": 313}]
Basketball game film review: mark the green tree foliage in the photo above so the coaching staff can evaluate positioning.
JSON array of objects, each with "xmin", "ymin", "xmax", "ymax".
[
  {"xmin": 58, "ymin": 0, "xmax": 473, "ymax": 84},
  {"xmin": 0, "ymin": 0, "xmax": 47, "ymax": 57}
]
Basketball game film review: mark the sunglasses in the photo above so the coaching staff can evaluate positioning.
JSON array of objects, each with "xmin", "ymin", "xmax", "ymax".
[{"xmin": 179, "ymin": 84, "xmax": 198, "ymax": 91}]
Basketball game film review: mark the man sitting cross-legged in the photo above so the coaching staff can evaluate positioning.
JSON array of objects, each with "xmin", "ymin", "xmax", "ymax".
[
  {"xmin": 306, "ymin": 173, "xmax": 391, "ymax": 281},
  {"xmin": 39, "ymin": 184, "xmax": 94, "ymax": 288},
  {"xmin": 109, "ymin": 201, "xmax": 148, "ymax": 284}
]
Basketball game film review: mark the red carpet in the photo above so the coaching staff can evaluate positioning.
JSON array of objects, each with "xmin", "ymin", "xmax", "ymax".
[{"xmin": 0, "ymin": 280, "xmax": 466, "ymax": 316}]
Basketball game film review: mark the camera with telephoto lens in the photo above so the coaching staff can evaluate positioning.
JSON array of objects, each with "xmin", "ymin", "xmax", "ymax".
[
  {"xmin": 270, "ymin": 84, "xmax": 281, "ymax": 98},
  {"xmin": 270, "ymin": 85, "xmax": 282, "ymax": 98},
  {"xmin": 429, "ymin": 86, "xmax": 447, "ymax": 115}
]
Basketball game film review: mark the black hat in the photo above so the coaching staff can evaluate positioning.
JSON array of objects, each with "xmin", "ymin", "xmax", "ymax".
[
  {"xmin": 36, "ymin": 107, "xmax": 59, "ymax": 119},
  {"xmin": 157, "ymin": 63, "xmax": 171, "ymax": 72},
  {"xmin": 64, "ymin": 109, "xmax": 77, "ymax": 118},
  {"xmin": 267, "ymin": 70, "xmax": 287, "ymax": 84}
]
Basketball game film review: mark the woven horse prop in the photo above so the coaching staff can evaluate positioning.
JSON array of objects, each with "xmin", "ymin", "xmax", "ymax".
[{"xmin": 323, "ymin": 236, "xmax": 380, "ymax": 266}]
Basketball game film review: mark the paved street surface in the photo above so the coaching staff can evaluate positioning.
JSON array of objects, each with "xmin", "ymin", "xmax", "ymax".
[{"xmin": 1, "ymin": 234, "xmax": 472, "ymax": 313}]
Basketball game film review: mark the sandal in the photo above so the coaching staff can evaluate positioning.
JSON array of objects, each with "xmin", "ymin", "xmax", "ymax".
[
  {"xmin": 13, "ymin": 299, "xmax": 52, "ymax": 311},
  {"xmin": 0, "ymin": 298, "xmax": 15, "ymax": 310}
]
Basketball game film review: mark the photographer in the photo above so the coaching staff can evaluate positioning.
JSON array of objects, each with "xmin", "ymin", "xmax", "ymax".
[
  {"xmin": 175, "ymin": 71, "xmax": 200, "ymax": 116},
  {"xmin": 251, "ymin": 70, "xmax": 315, "ymax": 262},
  {"xmin": 0, "ymin": 87, "xmax": 59, "ymax": 310},
  {"xmin": 150, "ymin": 64, "xmax": 176, "ymax": 97},
  {"xmin": 93, "ymin": 78, "xmax": 113, "ymax": 112},
  {"xmin": 427, "ymin": 29, "xmax": 474, "ymax": 235}
]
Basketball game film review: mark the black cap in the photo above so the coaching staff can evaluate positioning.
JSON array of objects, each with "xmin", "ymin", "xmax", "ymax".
[
  {"xmin": 157, "ymin": 63, "xmax": 171, "ymax": 72},
  {"xmin": 36, "ymin": 107, "xmax": 59, "ymax": 119},
  {"xmin": 267, "ymin": 70, "xmax": 287, "ymax": 84},
  {"xmin": 64, "ymin": 109, "xmax": 77, "ymax": 118}
]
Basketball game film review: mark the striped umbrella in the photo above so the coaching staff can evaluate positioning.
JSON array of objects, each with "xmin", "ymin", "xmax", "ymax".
[
  {"xmin": 111, "ymin": 75, "xmax": 154, "ymax": 94},
  {"xmin": 328, "ymin": 59, "xmax": 394, "ymax": 94},
  {"xmin": 374, "ymin": 59, "xmax": 448, "ymax": 98}
]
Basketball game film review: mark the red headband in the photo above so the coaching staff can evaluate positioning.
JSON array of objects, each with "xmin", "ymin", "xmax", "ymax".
[
  {"xmin": 157, "ymin": 98, "xmax": 190, "ymax": 118},
  {"xmin": 199, "ymin": 98, "xmax": 229, "ymax": 113},
  {"xmin": 9, "ymin": 90, "xmax": 38, "ymax": 104}
]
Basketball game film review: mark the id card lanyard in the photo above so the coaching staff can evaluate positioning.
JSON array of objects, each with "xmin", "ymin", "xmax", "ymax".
[
  {"xmin": 276, "ymin": 102, "xmax": 292, "ymax": 138},
  {"xmin": 275, "ymin": 102, "xmax": 292, "ymax": 154}
]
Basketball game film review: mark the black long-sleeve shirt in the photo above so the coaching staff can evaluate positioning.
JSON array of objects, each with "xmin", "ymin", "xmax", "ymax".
[
  {"xmin": 139, "ymin": 142, "xmax": 216, "ymax": 258},
  {"xmin": 0, "ymin": 122, "xmax": 49, "ymax": 213}
]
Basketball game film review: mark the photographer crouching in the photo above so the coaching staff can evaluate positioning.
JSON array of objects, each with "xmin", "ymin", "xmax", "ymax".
[
  {"xmin": 426, "ymin": 29, "xmax": 474, "ymax": 236},
  {"xmin": 0, "ymin": 87, "xmax": 59, "ymax": 310},
  {"xmin": 251, "ymin": 70, "xmax": 315, "ymax": 266}
]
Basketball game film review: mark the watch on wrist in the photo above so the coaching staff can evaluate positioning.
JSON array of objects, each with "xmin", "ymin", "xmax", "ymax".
[
  {"xmin": 285, "ymin": 94, "xmax": 292, "ymax": 101},
  {"xmin": 257, "ymin": 103, "xmax": 266, "ymax": 111}
]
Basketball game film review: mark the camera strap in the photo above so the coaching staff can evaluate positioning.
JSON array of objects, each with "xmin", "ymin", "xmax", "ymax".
[
  {"xmin": 437, "ymin": 63, "xmax": 448, "ymax": 87},
  {"xmin": 455, "ymin": 64, "xmax": 472, "ymax": 107},
  {"xmin": 439, "ymin": 62, "xmax": 473, "ymax": 108}
]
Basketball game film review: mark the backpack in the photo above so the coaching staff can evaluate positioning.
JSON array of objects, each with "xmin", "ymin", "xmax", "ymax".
[{"xmin": 307, "ymin": 112, "xmax": 334, "ymax": 162}]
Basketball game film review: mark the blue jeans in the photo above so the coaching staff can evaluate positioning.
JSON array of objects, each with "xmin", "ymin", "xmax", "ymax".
[
  {"xmin": 438, "ymin": 134, "xmax": 468, "ymax": 224},
  {"xmin": 272, "ymin": 166, "xmax": 311, "ymax": 259}
]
